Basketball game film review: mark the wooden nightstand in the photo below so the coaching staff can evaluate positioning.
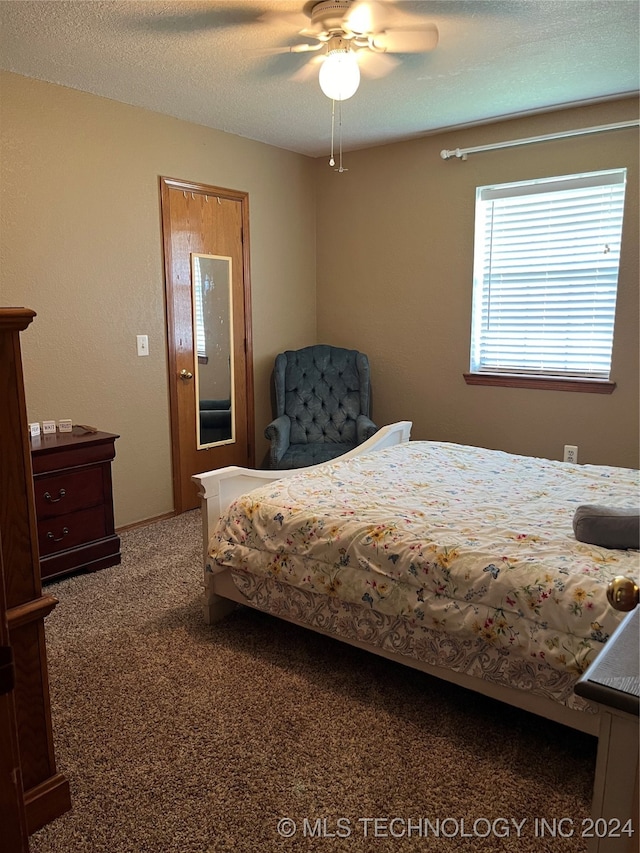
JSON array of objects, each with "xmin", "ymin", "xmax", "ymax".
[
  {"xmin": 30, "ymin": 428, "xmax": 121, "ymax": 582},
  {"xmin": 575, "ymin": 606, "xmax": 639, "ymax": 853}
]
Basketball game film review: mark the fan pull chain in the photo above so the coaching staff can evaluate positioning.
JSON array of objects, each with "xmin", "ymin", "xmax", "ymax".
[
  {"xmin": 328, "ymin": 99, "xmax": 348, "ymax": 173},
  {"xmin": 329, "ymin": 99, "xmax": 336, "ymax": 167},
  {"xmin": 337, "ymin": 100, "xmax": 347, "ymax": 172}
]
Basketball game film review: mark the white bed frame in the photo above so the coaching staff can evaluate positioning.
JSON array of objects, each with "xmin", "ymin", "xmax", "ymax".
[
  {"xmin": 193, "ymin": 420, "xmax": 412, "ymax": 603},
  {"xmin": 192, "ymin": 422, "xmax": 640, "ymax": 850},
  {"xmin": 192, "ymin": 421, "xmax": 601, "ymax": 733}
]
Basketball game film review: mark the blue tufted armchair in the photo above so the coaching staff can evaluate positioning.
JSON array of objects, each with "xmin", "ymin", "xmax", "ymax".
[{"xmin": 264, "ymin": 344, "xmax": 378, "ymax": 469}]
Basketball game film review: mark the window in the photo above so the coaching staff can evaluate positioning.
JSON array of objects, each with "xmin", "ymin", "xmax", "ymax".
[{"xmin": 468, "ymin": 168, "xmax": 627, "ymax": 391}]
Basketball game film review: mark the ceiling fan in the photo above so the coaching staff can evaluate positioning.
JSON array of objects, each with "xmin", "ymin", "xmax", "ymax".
[{"xmin": 261, "ymin": 0, "xmax": 439, "ymax": 101}]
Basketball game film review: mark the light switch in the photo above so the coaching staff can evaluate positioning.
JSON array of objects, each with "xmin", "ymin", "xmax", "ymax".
[{"xmin": 136, "ymin": 335, "xmax": 149, "ymax": 357}]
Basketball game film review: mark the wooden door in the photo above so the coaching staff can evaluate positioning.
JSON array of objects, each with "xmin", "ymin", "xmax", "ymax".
[{"xmin": 161, "ymin": 178, "xmax": 254, "ymax": 513}]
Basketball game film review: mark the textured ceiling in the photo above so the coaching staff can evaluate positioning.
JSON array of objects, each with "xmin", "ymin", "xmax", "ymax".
[{"xmin": 0, "ymin": 0, "xmax": 638, "ymax": 157}]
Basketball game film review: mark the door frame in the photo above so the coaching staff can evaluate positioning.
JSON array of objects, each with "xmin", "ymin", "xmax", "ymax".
[{"xmin": 160, "ymin": 176, "xmax": 255, "ymax": 513}]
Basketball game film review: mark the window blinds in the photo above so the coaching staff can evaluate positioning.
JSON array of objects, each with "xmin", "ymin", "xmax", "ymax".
[{"xmin": 470, "ymin": 169, "xmax": 627, "ymax": 379}]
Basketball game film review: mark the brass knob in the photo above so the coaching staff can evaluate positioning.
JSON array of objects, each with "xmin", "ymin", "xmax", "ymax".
[
  {"xmin": 607, "ymin": 576, "xmax": 639, "ymax": 612},
  {"xmin": 179, "ymin": 369, "xmax": 193, "ymax": 380}
]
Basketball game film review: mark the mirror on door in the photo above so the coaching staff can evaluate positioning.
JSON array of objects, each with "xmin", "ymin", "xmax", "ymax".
[{"xmin": 190, "ymin": 253, "xmax": 235, "ymax": 449}]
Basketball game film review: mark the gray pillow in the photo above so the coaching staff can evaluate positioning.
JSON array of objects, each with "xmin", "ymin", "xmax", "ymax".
[{"xmin": 573, "ymin": 504, "xmax": 640, "ymax": 550}]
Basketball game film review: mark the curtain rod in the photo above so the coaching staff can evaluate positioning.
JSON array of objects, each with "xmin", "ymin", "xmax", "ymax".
[{"xmin": 439, "ymin": 119, "xmax": 639, "ymax": 160}]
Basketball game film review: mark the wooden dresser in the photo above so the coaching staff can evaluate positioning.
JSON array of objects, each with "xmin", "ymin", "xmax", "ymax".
[
  {"xmin": 0, "ymin": 308, "xmax": 71, "ymax": 839},
  {"xmin": 30, "ymin": 429, "xmax": 120, "ymax": 582}
]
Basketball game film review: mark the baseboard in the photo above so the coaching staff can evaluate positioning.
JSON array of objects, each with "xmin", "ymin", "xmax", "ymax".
[
  {"xmin": 116, "ymin": 510, "xmax": 177, "ymax": 533},
  {"xmin": 25, "ymin": 772, "xmax": 71, "ymax": 835}
]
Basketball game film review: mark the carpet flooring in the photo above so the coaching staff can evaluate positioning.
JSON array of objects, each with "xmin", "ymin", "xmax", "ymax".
[{"xmin": 30, "ymin": 509, "xmax": 598, "ymax": 853}]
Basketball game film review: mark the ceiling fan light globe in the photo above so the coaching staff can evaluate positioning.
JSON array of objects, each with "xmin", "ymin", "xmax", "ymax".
[{"xmin": 318, "ymin": 50, "xmax": 360, "ymax": 100}]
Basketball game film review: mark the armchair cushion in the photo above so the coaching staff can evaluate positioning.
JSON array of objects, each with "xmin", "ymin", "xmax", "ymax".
[
  {"xmin": 276, "ymin": 441, "xmax": 357, "ymax": 470},
  {"xmin": 201, "ymin": 398, "xmax": 231, "ymax": 411}
]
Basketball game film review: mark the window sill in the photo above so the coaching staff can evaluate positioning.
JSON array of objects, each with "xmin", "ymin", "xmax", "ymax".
[{"xmin": 463, "ymin": 373, "xmax": 616, "ymax": 394}]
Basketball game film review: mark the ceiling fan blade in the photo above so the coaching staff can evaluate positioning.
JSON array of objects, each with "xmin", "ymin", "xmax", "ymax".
[
  {"xmin": 371, "ymin": 26, "xmax": 439, "ymax": 54},
  {"xmin": 345, "ymin": 0, "xmax": 392, "ymax": 35},
  {"xmin": 258, "ymin": 8, "xmax": 326, "ymax": 40},
  {"xmin": 256, "ymin": 42, "xmax": 323, "ymax": 55},
  {"xmin": 290, "ymin": 55, "xmax": 323, "ymax": 83},
  {"xmin": 126, "ymin": 5, "xmax": 266, "ymax": 34},
  {"xmin": 357, "ymin": 50, "xmax": 399, "ymax": 79},
  {"xmin": 258, "ymin": 10, "xmax": 310, "ymax": 30}
]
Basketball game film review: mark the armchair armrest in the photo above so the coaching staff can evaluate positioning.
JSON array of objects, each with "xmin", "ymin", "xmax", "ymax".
[
  {"xmin": 356, "ymin": 414, "xmax": 378, "ymax": 444},
  {"xmin": 264, "ymin": 415, "xmax": 291, "ymax": 467}
]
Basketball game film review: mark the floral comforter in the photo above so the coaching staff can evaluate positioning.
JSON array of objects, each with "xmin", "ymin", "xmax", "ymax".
[{"xmin": 209, "ymin": 441, "xmax": 639, "ymax": 709}]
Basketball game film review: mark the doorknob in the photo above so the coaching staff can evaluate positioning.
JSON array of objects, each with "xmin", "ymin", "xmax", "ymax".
[
  {"xmin": 607, "ymin": 576, "xmax": 639, "ymax": 612},
  {"xmin": 179, "ymin": 369, "xmax": 193, "ymax": 380}
]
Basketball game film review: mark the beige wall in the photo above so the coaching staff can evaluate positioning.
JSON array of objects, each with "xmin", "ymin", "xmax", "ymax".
[
  {"xmin": 0, "ymin": 71, "xmax": 317, "ymax": 526},
  {"xmin": 315, "ymin": 98, "xmax": 639, "ymax": 469},
  {"xmin": 2, "ymin": 73, "xmax": 637, "ymax": 530}
]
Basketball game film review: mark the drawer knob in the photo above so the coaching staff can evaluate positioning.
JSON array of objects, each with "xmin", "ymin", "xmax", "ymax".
[
  {"xmin": 44, "ymin": 488, "xmax": 66, "ymax": 503},
  {"xmin": 46, "ymin": 527, "xmax": 69, "ymax": 543},
  {"xmin": 607, "ymin": 576, "xmax": 639, "ymax": 612}
]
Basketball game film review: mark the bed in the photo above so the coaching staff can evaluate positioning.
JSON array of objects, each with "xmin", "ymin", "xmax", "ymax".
[{"xmin": 192, "ymin": 421, "xmax": 639, "ymax": 737}]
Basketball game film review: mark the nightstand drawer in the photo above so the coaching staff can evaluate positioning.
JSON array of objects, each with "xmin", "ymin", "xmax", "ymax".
[
  {"xmin": 34, "ymin": 466, "xmax": 104, "ymax": 519},
  {"xmin": 37, "ymin": 506, "xmax": 107, "ymax": 557}
]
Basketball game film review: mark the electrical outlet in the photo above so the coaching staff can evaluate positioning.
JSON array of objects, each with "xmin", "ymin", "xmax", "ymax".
[
  {"xmin": 564, "ymin": 445, "xmax": 578, "ymax": 464},
  {"xmin": 137, "ymin": 335, "xmax": 149, "ymax": 357}
]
